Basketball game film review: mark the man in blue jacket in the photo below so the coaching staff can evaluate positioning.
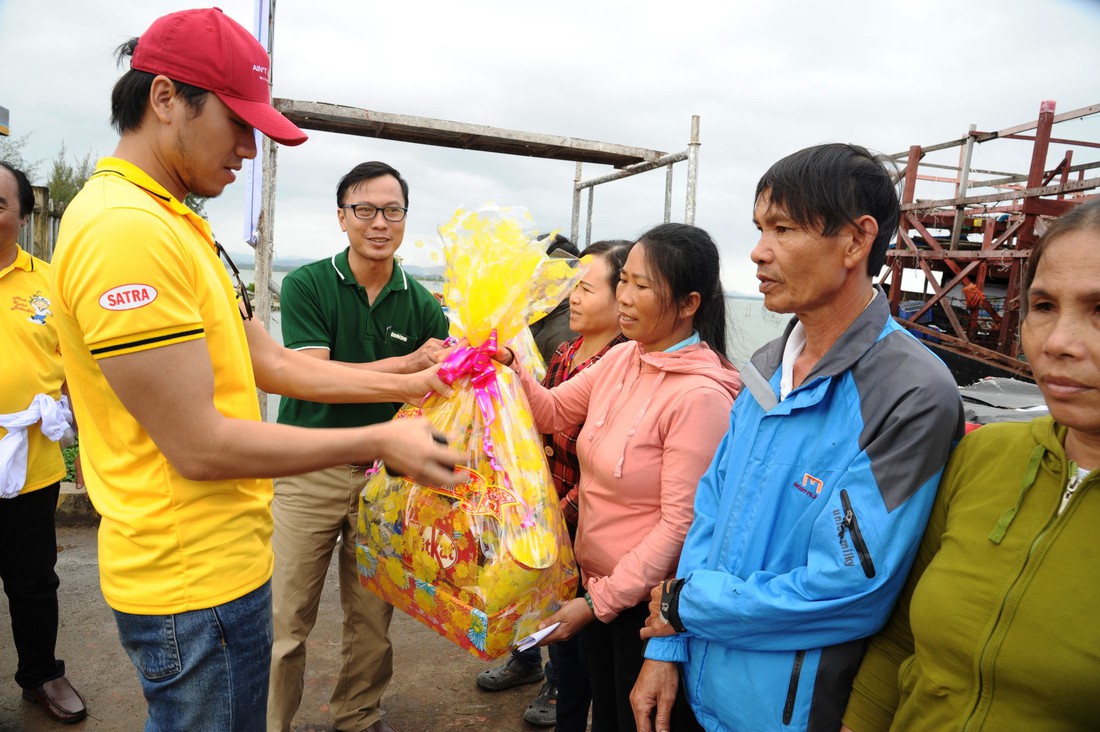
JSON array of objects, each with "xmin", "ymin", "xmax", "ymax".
[{"xmin": 630, "ymin": 143, "xmax": 964, "ymax": 732}]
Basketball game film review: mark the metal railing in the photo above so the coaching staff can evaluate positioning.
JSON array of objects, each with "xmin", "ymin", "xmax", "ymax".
[{"xmin": 570, "ymin": 115, "xmax": 700, "ymax": 247}]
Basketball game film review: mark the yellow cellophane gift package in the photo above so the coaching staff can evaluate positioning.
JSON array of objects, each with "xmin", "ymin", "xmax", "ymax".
[
  {"xmin": 510, "ymin": 324, "xmax": 547, "ymax": 381},
  {"xmin": 357, "ymin": 204, "xmax": 586, "ymax": 660}
]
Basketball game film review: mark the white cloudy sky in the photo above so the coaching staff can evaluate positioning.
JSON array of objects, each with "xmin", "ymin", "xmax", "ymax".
[{"xmin": 1, "ymin": 0, "xmax": 1097, "ymax": 294}]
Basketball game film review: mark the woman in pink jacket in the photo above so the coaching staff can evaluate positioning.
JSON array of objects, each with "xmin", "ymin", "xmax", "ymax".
[{"xmin": 500, "ymin": 223, "xmax": 741, "ymax": 731}]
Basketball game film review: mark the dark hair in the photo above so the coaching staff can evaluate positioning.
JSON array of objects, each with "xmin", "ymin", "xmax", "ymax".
[
  {"xmin": 110, "ymin": 38, "xmax": 209, "ymax": 135},
  {"xmin": 1022, "ymin": 197, "xmax": 1100, "ymax": 316},
  {"xmin": 633, "ymin": 223, "xmax": 727, "ymax": 358},
  {"xmin": 336, "ymin": 161, "xmax": 409, "ymax": 207},
  {"xmin": 755, "ymin": 143, "xmax": 900, "ymax": 275},
  {"xmin": 0, "ymin": 161, "xmax": 34, "ymax": 218},
  {"xmin": 542, "ymin": 233, "xmax": 580, "ymax": 258},
  {"xmin": 581, "ymin": 239, "xmax": 631, "ymax": 291}
]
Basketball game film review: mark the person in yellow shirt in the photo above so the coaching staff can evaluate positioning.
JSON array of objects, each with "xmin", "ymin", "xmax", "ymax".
[
  {"xmin": 49, "ymin": 9, "xmax": 460, "ymax": 732},
  {"xmin": 0, "ymin": 161, "xmax": 87, "ymax": 724}
]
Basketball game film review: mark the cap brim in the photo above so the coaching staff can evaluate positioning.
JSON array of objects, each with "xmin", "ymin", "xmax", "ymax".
[{"xmin": 217, "ymin": 93, "xmax": 308, "ymax": 146}]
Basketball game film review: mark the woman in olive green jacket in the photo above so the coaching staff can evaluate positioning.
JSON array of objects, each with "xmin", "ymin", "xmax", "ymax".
[{"xmin": 842, "ymin": 197, "xmax": 1100, "ymax": 732}]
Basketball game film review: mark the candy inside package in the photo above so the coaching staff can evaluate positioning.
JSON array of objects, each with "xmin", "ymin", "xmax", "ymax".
[{"xmin": 357, "ymin": 204, "xmax": 586, "ymax": 660}]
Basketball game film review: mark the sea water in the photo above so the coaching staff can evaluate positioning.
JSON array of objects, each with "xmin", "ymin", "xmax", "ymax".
[{"xmin": 726, "ymin": 297, "xmax": 791, "ymax": 366}]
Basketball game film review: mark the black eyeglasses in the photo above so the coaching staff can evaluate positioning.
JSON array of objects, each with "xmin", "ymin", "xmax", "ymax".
[
  {"xmin": 338, "ymin": 204, "xmax": 408, "ymax": 222},
  {"xmin": 215, "ymin": 241, "xmax": 254, "ymax": 321}
]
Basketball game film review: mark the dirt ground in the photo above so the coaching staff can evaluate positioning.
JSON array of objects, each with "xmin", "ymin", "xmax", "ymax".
[{"xmin": 0, "ymin": 524, "xmax": 554, "ymax": 732}]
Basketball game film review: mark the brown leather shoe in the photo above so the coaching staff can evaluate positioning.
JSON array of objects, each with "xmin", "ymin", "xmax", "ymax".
[{"xmin": 22, "ymin": 676, "xmax": 87, "ymax": 724}]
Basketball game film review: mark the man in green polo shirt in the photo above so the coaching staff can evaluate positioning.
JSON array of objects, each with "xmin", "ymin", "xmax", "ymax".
[{"xmin": 268, "ymin": 161, "xmax": 448, "ymax": 732}]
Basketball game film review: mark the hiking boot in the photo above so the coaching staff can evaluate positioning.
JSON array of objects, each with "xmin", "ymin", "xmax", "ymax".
[
  {"xmin": 476, "ymin": 657, "xmax": 544, "ymax": 691},
  {"xmin": 522, "ymin": 680, "xmax": 557, "ymax": 727}
]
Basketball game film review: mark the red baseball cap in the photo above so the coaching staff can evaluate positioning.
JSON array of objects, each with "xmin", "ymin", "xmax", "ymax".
[{"xmin": 131, "ymin": 7, "xmax": 307, "ymax": 146}]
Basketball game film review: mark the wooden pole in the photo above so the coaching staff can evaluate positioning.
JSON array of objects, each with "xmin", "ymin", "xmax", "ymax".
[{"xmin": 31, "ymin": 187, "xmax": 50, "ymax": 260}]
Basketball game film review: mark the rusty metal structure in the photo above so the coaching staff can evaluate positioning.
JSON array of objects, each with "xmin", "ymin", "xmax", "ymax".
[{"xmin": 883, "ymin": 100, "xmax": 1100, "ymax": 382}]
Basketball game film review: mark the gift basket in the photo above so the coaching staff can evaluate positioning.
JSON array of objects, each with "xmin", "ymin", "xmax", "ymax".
[{"xmin": 357, "ymin": 205, "xmax": 584, "ymax": 659}]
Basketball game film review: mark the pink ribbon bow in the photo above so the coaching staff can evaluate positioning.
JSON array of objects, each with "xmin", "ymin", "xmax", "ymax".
[{"xmin": 436, "ymin": 331, "xmax": 513, "ymax": 497}]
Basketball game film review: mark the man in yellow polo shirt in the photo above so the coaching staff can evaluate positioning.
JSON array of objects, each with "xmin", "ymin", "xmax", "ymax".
[
  {"xmin": 49, "ymin": 9, "xmax": 460, "ymax": 732},
  {"xmin": 0, "ymin": 161, "xmax": 87, "ymax": 725}
]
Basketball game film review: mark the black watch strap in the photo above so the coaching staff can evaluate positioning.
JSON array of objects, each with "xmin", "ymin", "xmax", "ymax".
[{"xmin": 660, "ymin": 577, "xmax": 687, "ymax": 633}]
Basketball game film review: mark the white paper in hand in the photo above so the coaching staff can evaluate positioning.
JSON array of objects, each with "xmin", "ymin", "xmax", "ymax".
[{"xmin": 515, "ymin": 622, "xmax": 561, "ymax": 652}]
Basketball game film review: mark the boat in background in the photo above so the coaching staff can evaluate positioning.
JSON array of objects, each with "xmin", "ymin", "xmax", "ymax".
[
  {"xmin": 959, "ymin": 376, "xmax": 1046, "ymax": 426},
  {"xmin": 881, "ymin": 100, "xmax": 1100, "ymax": 385}
]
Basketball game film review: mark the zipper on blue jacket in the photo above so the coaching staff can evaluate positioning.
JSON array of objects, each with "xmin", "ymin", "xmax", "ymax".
[
  {"xmin": 838, "ymin": 489, "xmax": 876, "ymax": 578},
  {"xmin": 782, "ymin": 649, "xmax": 806, "ymax": 725}
]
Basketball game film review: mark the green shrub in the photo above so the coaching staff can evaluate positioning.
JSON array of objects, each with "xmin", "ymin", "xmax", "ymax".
[{"xmin": 63, "ymin": 439, "xmax": 79, "ymax": 482}]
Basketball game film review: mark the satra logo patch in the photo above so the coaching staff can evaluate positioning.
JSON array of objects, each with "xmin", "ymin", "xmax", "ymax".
[{"xmin": 99, "ymin": 284, "xmax": 158, "ymax": 311}]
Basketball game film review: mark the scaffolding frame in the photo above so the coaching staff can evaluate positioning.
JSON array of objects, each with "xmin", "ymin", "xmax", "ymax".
[
  {"xmin": 249, "ymin": 101, "xmax": 697, "ymax": 415},
  {"xmin": 254, "ymin": 99, "xmax": 700, "ymax": 319},
  {"xmin": 882, "ymin": 100, "xmax": 1100, "ymax": 380}
]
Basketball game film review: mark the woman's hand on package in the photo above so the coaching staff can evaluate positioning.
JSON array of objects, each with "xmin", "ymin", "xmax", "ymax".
[
  {"xmin": 441, "ymin": 337, "xmax": 513, "ymax": 366},
  {"xmin": 491, "ymin": 345, "xmax": 517, "ymax": 367},
  {"xmin": 374, "ymin": 417, "xmax": 463, "ymax": 487},
  {"xmin": 536, "ymin": 597, "xmax": 597, "ymax": 645}
]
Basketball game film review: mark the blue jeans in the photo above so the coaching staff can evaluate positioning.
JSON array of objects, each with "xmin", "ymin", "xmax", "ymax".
[{"xmin": 113, "ymin": 581, "xmax": 273, "ymax": 732}]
